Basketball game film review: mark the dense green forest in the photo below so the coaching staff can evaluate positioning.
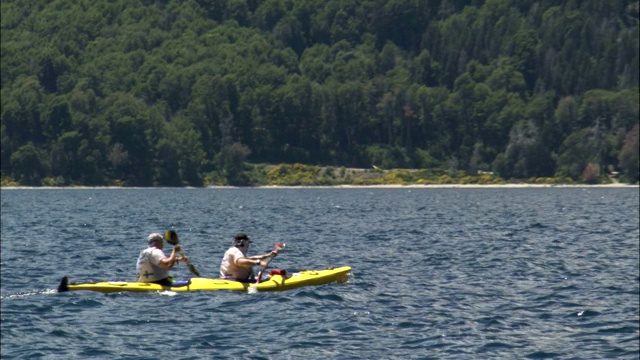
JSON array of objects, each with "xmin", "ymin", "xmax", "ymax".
[{"xmin": 1, "ymin": 0, "xmax": 638, "ymax": 186}]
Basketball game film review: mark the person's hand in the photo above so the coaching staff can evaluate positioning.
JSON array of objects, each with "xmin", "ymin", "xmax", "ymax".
[
  {"xmin": 174, "ymin": 245, "xmax": 182, "ymax": 252},
  {"xmin": 258, "ymin": 259, "xmax": 267, "ymax": 267},
  {"xmin": 180, "ymin": 256, "xmax": 188, "ymax": 263},
  {"xmin": 259, "ymin": 252, "xmax": 276, "ymax": 260}
]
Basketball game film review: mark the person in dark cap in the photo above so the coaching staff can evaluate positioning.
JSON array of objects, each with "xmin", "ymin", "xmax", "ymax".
[
  {"xmin": 136, "ymin": 233, "xmax": 188, "ymax": 286},
  {"xmin": 219, "ymin": 233, "xmax": 277, "ymax": 281}
]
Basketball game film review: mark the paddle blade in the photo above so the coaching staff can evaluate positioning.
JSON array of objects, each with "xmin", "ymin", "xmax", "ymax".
[
  {"xmin": 164, "ymin": 230, "xmax": 179, "ymax": 245},
  {"xmin": 187, "ymin": 263, "xmax": 201, "ymax": 277},
  {"xmin": 58, "ymin": 276, "xmax": 69, "ymax": 292}
]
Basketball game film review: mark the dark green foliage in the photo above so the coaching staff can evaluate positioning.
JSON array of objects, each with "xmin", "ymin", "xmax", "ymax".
[
  {"xmin": 554, "ymin": 128, "xmax": 601, "ymax": 179},
  {"xmin": 618, "ymin": 124, "xmax": 639, "ymax": 183},
  {"xmin": 216, "ymin": 142, "xmax": 251, "ymax": 185},
  {"xmin": 10, "ymin": 142, "xmax": 48, "ymax": 185},
  {"xmin": 492, "ymin": 121, "xmax": 554, "ymax": 179},
  {"xmin": 1, "ymin": 0, "xmax": 638, "ymax": 185}
]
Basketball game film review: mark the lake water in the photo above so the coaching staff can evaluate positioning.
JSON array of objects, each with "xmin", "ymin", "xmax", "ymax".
[{"xmin": 1, "ymin": 187, "xmax": 639, "ymax": 359}]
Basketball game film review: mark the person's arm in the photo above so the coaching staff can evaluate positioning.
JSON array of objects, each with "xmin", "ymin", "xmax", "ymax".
[
  {"xmin": 158, "ymin": 246, "xmax": 181, "ymax": 269},
  {"xmin": 237, "ymin": 257, "xmax": 266, "ymax": 268},
  {"xmin": 248, "ymin": 250, "xmax": 277, "ymax": 261}
]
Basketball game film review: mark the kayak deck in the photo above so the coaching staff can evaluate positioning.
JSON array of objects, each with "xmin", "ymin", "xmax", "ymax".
[{"xmin": 58, "ymin": 266, "xmax": 351, "ymax": 293}]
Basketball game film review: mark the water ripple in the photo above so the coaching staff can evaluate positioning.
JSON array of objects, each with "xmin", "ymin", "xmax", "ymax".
[{"xmin": 1, "ymin": 188, "xmax": 638, "ymax": 359}]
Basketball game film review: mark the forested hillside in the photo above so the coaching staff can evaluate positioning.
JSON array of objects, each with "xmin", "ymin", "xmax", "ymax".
[{"xmin": 1, "ymin": 0, "xmax": 638, "ymax": 186}]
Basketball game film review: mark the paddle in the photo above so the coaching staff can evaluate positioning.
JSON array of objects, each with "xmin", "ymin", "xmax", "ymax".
[
  {"xmin": 248, "ymin": 242, "xmax": 286, "ymax": 293},
  {"xmin": 164, "ymin": 230, "xmax": 201, "ymax": 277}
]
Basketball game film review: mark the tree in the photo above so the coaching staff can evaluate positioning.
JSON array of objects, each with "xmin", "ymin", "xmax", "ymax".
[
  {"xmin": 153, "ymin": 139, "xmax": 182, "ymax": 187},
  {"xmin": 10, "ymin": 142, "xmax": 48, "ymax": 185},
  {"xmin": 492, "ymin": 121, "xmax": 553, "ymax": 179},
  {"xmin": 545, "ymin": 95, "xmax": 577, "ymax": 150},
  {"xmin": 41, "ymin": 96, "xmax": 72, "ymax": 141},
  {"xmin": 252, "ymin": 0, "xmax": 287, "ymax": 31},
  {"xmin": 216, "ymin": 142, "xmax": 251, "ymax": 185},
  {"xmin": 555, "ymin": 128, "xmax": 598, "ymax": 179},
  {"xmin": 2, "ymin": 76, "xmax": 45, "ymax": 146},
  {"xmin": 2, "ymin": 0, "xmax": 639, "ymax": 185},
  {"xmin": 50, "ymin": 130, "xmax": 82, "ymax": 182},
  {"xmin": 618, "ymin": 124, "xmax": 639, "ymax": 183},
  {"xmin": 169, "ymin": 115, "xmax": 206, "ymax": 187}
]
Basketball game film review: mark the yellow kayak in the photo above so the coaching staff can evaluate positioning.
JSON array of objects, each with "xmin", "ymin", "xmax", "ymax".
[{"xmin": 57, "ymin": 266, "xmax": 351, "ymax": 294}]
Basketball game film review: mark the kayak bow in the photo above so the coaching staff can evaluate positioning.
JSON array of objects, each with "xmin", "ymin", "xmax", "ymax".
[{"xmin": 57, "ymin": 266, "xmax": 351, "ymax": 294}]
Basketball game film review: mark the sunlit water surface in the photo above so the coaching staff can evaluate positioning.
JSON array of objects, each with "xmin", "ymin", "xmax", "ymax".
[{"xmin": 1, "ymin": 188, "xmax": 638, "ymax": 359}]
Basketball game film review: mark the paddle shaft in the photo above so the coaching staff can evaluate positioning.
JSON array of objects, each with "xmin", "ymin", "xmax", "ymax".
[
  {"xmin": 178, "ymin": 248, "xmax": 201, "ymax": 276},
  {"xmin": 255, "ymin": 254, "xmax": 277, "ymax": 284},
  {"xmin": 254, "ymin": 243, "xmax": 285, "ymax": 284},
  {"xmin": 165, "ymin": 230, "xmax": 200, "ymax": 276}
]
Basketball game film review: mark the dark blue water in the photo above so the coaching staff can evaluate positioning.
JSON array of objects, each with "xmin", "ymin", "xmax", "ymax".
[{"xmin": 1, "ymin": 188, "xmax": 638, "ymax": 359}]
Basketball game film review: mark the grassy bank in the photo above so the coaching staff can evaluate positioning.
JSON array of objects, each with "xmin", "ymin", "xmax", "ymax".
[
  {"xmin": 210, "ymin": 163, "xmax": 623, "ymax": 187},
  {"xmin": 2, "ymin": 163, "xmax": 633, "ymax": 188}
]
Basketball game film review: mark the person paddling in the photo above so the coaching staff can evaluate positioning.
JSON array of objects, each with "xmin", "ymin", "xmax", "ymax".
[
  {"xmin": 136, "ymin": 233, "xmax": 189, "ymax": 286},
  {"xmin": 220, "ymin": 233, "xmax": 277, "ymax": 282}
]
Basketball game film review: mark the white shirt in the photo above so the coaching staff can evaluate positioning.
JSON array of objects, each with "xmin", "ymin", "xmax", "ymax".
[
  {"xmin": 136, "ymin": 246, "xmax": 169, "ymax": 282},
  {"xmin": 220, "ymin": 246, "xmax": 251, "ymax": 280}
]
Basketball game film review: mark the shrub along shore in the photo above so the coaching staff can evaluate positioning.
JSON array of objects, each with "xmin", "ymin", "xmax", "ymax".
[{"xmin": 1, "ymin": 163, "xmax": 636, "ymax": 188}]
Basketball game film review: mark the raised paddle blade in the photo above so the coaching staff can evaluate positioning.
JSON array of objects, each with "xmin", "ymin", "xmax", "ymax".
[{"xmin": 164, "ymin": 230, "xmax": 179, "ymax": 245}]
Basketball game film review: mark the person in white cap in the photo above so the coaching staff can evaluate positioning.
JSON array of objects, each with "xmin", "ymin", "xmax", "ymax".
[
  {"xmin": 219, "ymin": 233, "xmax": 276, "ymax": 281},
  {"xmin": 136, "ymin": 233, "xmax": 188, "ymax": 286}
]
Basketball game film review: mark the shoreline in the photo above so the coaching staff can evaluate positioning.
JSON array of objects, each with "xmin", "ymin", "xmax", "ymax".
[
  {"xmin": 259, "ymin": 183, "xmax": 638, "ymax": 189},
  {"xmin": 1, "ymin": 183, "xmax": 637, "ymax": 190}
]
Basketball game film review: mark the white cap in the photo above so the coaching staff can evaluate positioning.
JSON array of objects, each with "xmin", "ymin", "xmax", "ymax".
[{"xmin": 148, "ymin": 233, "xmax": 163, "ymax": 247}]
